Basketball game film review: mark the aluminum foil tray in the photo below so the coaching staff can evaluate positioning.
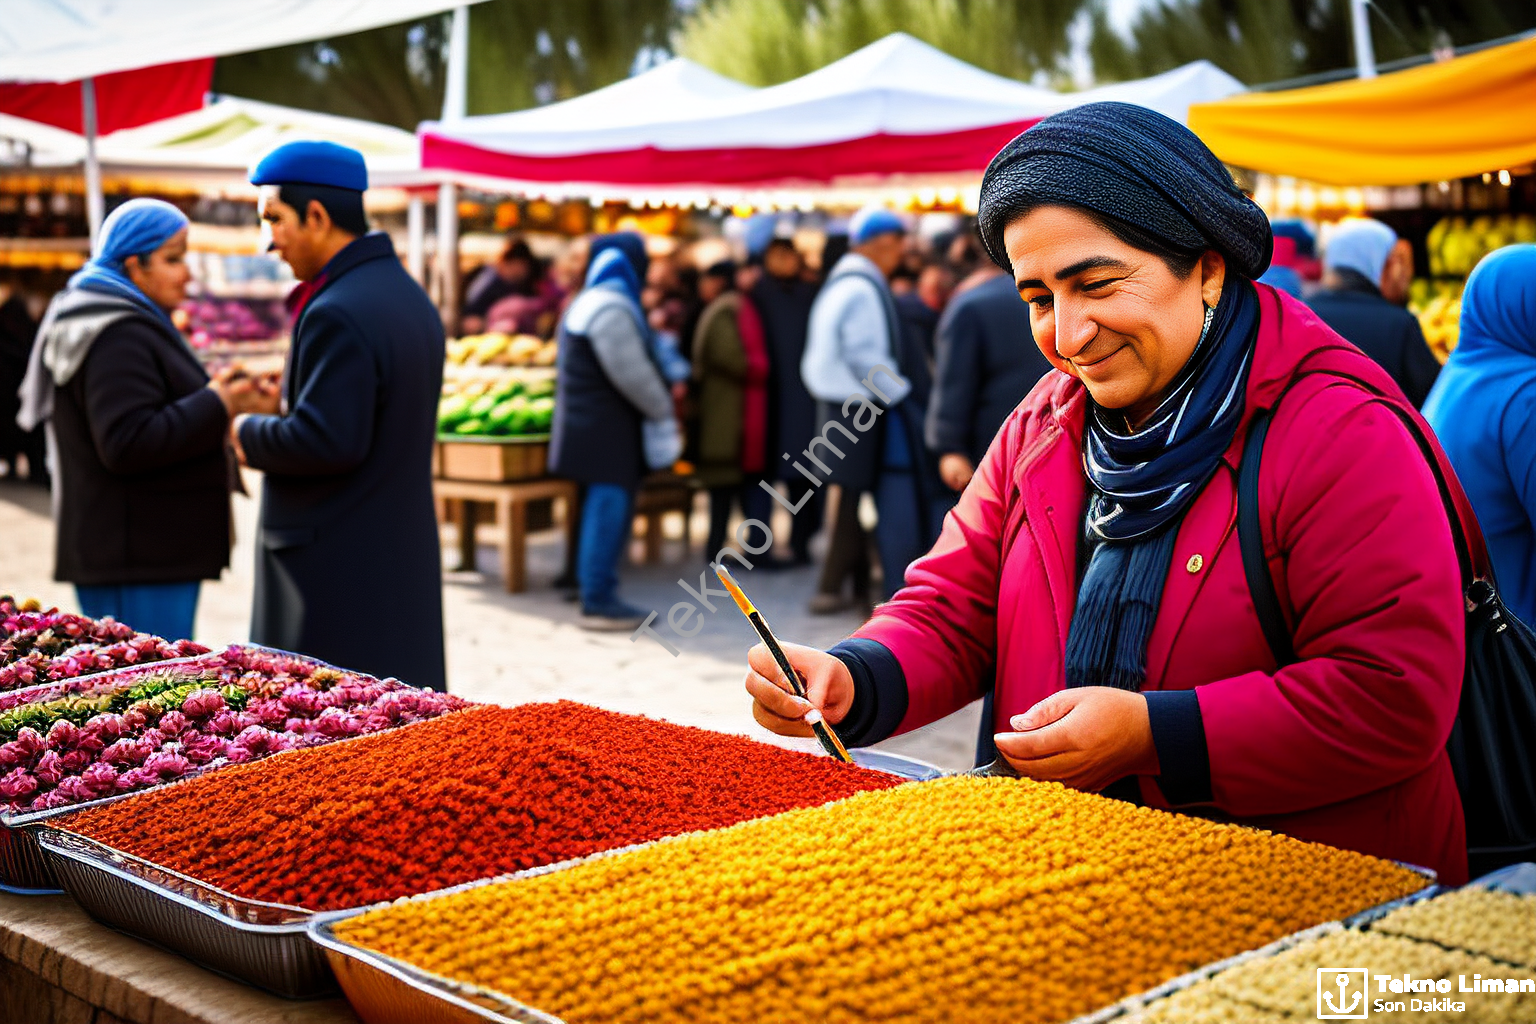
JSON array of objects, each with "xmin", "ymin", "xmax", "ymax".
[
  {"xmin": 1066, "ymin": 860, "xmax": 1438, "ymax": 1024},
  {"xmin": 34, "ymin": 744, "xmax": 936, "ymax": 1003},
  {"xmin": 1469, "ymin": 861, "xmax": 1536, "ymax": 894},
  {"xmin": 39, "ymin": 827, "xmax": 333, "ymax": 998},
  {"xmin": 1, "ymin": 644, "xmax": 394, "ymax": 891},
  {"xmin": 0, "ymin": 649, "xmax": 213, "ymax": 714}
]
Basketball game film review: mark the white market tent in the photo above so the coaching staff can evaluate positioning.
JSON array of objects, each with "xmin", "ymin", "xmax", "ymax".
[
  {"xmin": 417, "ymin": 33, "xmax": 1245, "ymax": 203},
  {"xmin": 0, "ymin": 0, "xmax": 487, "ymax": 83},
  {"xmin": 417, "ymin": 34, "xmax": 1062, "ymax": 196},
  {"xmin": 1068, "ymin": 60, "xmax": 1244, "ymax": 128},
  {"xmin": 2, "ymin": 96, "xmax": 419, "ymax": 179},
  {"xmin": 0, "ymin": 0, "xmax": 484, "ymax": 251}
]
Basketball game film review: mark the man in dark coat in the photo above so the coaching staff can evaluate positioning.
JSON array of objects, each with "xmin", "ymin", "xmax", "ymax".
[
  {"xmin": 1309, "ymin": 217, "xmax": 1441, "ymax": 407},
  {"xmin": 926, "ymin": 265, "xmax": 1054, "ymax": 493},
  {"xmin": 233, "ymin": 141, "xmax": 446, "ymax": 690},
  {"xmin": 751, "ymin": 239, "xmax": 823, "ymax": 564}
]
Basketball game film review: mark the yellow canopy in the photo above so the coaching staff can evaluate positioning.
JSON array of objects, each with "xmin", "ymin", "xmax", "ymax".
[{"xmin": 1188, "ymin": 34, "xmax": 1536, "ymax": 185}]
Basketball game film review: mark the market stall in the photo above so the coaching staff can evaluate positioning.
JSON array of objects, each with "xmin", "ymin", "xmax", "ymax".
[
  {"xmin": 2, "ymin": 593, "xmax": 1532, "ymax": 1024},
  {"xmin": 1189, "ymin": 33, "xmax": 1536, "ymax": 361},
  {"xmin": 0, "ymin": 95, "xmax": 423, "ymax": 365}
]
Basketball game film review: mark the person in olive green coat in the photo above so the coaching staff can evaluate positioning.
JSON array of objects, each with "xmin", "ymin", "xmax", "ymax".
[{"xmin": 691, "ymin": 261, "xmax": 770, "ymax": 558}]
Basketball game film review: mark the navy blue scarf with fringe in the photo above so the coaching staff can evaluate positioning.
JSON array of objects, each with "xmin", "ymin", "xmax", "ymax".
[{"xmin": 1064, "ymin": 279, "xmax": 1259, "ymax": 691}]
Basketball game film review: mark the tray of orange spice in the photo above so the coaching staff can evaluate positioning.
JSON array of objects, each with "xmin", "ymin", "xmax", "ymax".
[
  {"xmin": 306, "ymin": 772, "xmax": 1434, "ymax": 1024},
  {"xmin": 36, "ymin": 702, "xmax": 925, "ymax": 998}
]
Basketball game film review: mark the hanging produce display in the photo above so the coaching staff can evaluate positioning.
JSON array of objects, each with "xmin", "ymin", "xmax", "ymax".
[
  {"xmin": 56, "ymin": 701, "xmax": 900, "ymax": 911},
  {"xmin": 333, "ymin": 775, "xmax": 1426, "ymax": 1024}
]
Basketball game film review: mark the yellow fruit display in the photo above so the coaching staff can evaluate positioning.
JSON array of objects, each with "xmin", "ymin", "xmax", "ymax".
[
  {"xmin": 336, "ymin": 776, "xmax": 1424, "ymax": 1024},
  {"xmin": 1426, "ymin": 213, "xmax": 1535, "ymax": 279},
  {"xmin": 447, "ymin": 333, "xmax": 555, "ymax": 368}
]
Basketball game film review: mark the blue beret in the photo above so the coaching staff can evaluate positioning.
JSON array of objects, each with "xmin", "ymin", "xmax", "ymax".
[
  {"xmin": 849, "ymin": 206, "xmax": 905, "ymax": 246},
  {"xmin": 250, "ymin": 140, "xmax": 368, "ymax": 191}
]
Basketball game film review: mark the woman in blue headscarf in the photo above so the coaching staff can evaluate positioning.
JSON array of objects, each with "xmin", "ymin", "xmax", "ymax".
[
  {"xmin": 18, "ymin": 198, "xmax": 253, "ymax": 640},
  {"xmin": 549, "ymin": 242, "xmax": 682, "ymax": 629},
  {"xmin": 1424, "ymin": 244, "xmax": 1536, "ymax": 624}
]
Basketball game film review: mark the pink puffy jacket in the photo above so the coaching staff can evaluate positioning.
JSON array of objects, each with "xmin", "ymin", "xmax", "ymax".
[{"xmin": 857, "ymin": 284, "xmax": 1469, "ymax": 884}]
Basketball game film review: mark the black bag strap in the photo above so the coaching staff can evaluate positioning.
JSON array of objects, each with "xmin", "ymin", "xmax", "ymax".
[
  {"xmin": 1237, "ymin": 409, "xmax": 1298, "ymax": 668},
  {"xmin": 1239, "ymin": 382, "xmax": 1491, "ymax": 672}
]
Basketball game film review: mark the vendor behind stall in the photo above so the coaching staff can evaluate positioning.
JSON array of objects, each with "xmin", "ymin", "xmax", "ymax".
[
  {"xmin": 745, "ymin": 103, "xmax": 1468, "ymax": 884},
  {"xmin": 233, "ymin": 141, "xmax": 447, "ymax": 691}
]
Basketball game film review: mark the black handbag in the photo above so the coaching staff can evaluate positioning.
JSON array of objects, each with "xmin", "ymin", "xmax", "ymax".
[{"xmin": 1239, "ymin": 403, "xmax": 1536, "ymax": 879}]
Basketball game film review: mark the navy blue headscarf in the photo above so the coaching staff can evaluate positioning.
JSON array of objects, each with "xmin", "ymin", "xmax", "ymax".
[{"xmin": 976, "ymin": 102, "xmax": 1268, "ymax": 691}]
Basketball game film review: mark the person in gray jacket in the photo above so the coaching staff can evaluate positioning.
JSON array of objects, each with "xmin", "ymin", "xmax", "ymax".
[
  {"xmin": 801, "ymin": 207, "xmax": 946, "ymax": 606},
  {"xmin": 549, "ymin": 241, "xmax": 682, "ymax": 629}
]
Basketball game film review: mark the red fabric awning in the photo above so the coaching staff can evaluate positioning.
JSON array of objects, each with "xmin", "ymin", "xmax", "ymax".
[
  {"xmin": 0, "ymin": 58, "xmax": 212, "ymax": 135},
  {"xmin": 421, "ymin": 118, "xmax": 1042, "ymax": 188}
]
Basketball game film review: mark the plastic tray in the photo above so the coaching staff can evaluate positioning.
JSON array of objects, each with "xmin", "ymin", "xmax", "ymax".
[{"xmin": 38, "ymin": 746, "xmax": 938, "ymax": 1002}]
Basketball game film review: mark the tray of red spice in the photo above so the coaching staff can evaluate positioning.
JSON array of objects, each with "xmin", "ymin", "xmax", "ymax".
[
  {"xmin": 2, "ymin": 644, "xmax": 472, "ymax": 891},
  {"xmin": 41, "ymin": 702, "xmax": 932, "ymax": 998}
]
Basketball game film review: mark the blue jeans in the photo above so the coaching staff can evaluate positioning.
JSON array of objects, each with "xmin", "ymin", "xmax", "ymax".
[
  {"xmin": 76, "ymin": 582, "xmax": 201, "ymax": 640},
  {"xmin": 577, "ymin": 483, "xmax": 635, "ymax": 610}
]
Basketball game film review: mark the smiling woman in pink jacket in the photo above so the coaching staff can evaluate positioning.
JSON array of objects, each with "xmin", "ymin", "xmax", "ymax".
[{"xmin": 745, "ymin": 103, "xmax": 1468, "ymax": 884}]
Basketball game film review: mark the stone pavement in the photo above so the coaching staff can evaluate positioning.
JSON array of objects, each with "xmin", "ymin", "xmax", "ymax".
[{"xmin": 0, "ymin": 476, "xmax": 982, "ymax": 772}]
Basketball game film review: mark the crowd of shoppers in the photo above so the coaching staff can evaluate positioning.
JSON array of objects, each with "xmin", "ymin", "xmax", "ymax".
[{"xmin": 540, "ymin": 207, "xmax": 1059, "ymax": 629}]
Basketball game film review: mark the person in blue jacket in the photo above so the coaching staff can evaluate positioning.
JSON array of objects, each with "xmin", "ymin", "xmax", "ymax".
[
  {"xmin": 232, "ymin": 141, "xmax": 447, "ymax": 690},
  {"xmin": 1423, "ymin": 244, "xmax": 1536, "ymax": 625}
]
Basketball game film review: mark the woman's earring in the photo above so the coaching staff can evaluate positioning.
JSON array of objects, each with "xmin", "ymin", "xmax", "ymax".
[{"xmin": 1202, "ymin": 304, "xmax": 1216, "ymax": 336}]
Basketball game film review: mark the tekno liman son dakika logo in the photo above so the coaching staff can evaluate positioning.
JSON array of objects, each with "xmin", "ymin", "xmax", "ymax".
[{"xmin": 1317, "ymin": 968, "xmax": 1369, "ymax": 1019}]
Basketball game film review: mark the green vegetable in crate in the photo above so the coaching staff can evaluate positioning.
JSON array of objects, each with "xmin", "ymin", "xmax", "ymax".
[
  {"xmin": 437, "ymin": 395, "xmax": 472, "ymax": 431},
  {"xmin": 454, "ymin": 418, "xmax": 488, "ymax": 436},
  {"xmin": 489, "ymin": 396, "xmax": 531, "ymax": 435},
  {"xmin": 528, "ymin": 396, "xmax": 554, "ymax": 432},
  {"xmin": 468, "ymin": 394, "xmax": 499, "ymax": 419},
  {"xmin": 490, "ymin": 378, "xmax": 525, "ymax": 401},
  {"xmin": 525, "ymin": 377, "xmax": 555, "ymax": 399}
]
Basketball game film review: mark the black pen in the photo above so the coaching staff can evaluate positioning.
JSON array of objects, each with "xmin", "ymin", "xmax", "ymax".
[{"xmin": 714, "ymin": 563, "xmax": 854, "ymax": 764}]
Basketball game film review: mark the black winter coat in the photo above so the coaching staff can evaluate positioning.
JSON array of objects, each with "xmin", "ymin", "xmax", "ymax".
[
  {"xmin": 1308, "ymin": 271, "xmax": 1442, "ymax": 407},
  {"xmin": 238, "ymin": 233, "xmax": 446, "ymax": 690},
  {"xmin": 925, "ymin": 273, "xmax": 1054, "ymax": 465},
  {"xmin": 751, "ymin": 274, "xmax": 819, "ymax": 475},
  {"xmin": 49, "ymin": 306, "xmax": 230, "ymax": 586}
]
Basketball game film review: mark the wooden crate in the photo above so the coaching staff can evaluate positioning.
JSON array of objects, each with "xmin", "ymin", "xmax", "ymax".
[{"xmin": 438, "ymin": 439, "xmax": 549, "ymax": 482}]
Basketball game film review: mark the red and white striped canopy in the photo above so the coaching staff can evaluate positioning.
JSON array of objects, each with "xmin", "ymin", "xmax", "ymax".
[{"xmin": 419, "ymin": 34, "xmax": 1243, "ymax": 192}]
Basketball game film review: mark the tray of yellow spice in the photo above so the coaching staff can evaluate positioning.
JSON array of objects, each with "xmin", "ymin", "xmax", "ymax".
[
  {"xmin": 1116, "ymin": 878, "xmax": 1536, "ymax": 1024},
  {"xmin": 308, "ymin": 776, "xmax": 1430, "ymax": 1024}
]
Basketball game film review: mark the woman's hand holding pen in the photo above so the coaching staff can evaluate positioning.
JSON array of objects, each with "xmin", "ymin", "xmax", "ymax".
[{"xmin": 743, "ymin": 642, "xmax": 854, "ymax": 738}]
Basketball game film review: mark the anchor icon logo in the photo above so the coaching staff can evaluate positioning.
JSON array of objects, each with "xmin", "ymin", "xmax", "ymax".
[{"xmin": 1317, "ymin": 968, "xmax": 1370, "ymax": 1019}]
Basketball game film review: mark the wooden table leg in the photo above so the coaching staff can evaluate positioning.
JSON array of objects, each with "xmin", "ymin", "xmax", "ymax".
[
  {"xmin": 455, "ymin": 499, "xmax": 478, "ymax": 572},
  {"xmin": 644, "ymin": 512, "xmax": 663, "ymax": 564},
  {"xmin": 504, "ymin": 496, "xmax": 527, "ymax": 593}
]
